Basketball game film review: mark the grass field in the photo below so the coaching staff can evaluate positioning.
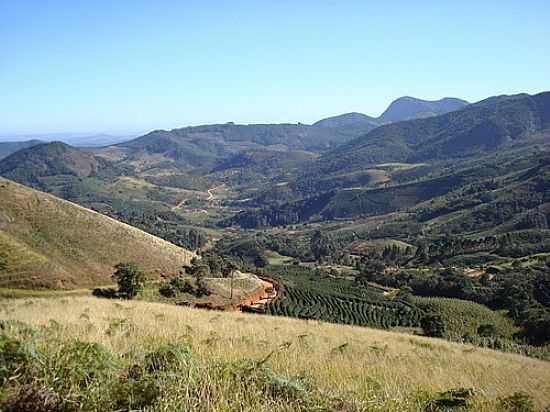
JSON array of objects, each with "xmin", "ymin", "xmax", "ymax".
[{"xmin": 1, "ymin": 296, "xmax": 549, "ymax": 411}]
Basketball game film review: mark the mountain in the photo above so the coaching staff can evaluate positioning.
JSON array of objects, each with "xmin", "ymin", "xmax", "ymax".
[
  {"xmin": 0, "ymin": 140, "xmax": 43, "ymax": 160},
  {"xmin": 379, "ymin": 96, "xmax": 469, "ymax": 123},
  {"xmin": 312, "ymin": 112, "xmax": 380, "ymax": 128},
  {"xmin": 0, "ymin": 133, "xmax": 133, "ymax": 148},
  {"xmin": 312, "ymin": 96, "xmax": 468, "ymax": 129},
  {"xmin": 0, "ymin": 141, "xmax": 127, "ymax": 189},
  {"xmin": 318, "ymin": 91, "xmax": 550, "ymax": 174},
  {"xmin": 0, "ymin": 177, "xmax": 195, "ymax": 289},
  {"xmin": 62, "ymin": 133, "xmax": 134, "ymax": 147},
  {"xmin": 223, "ymin": 149, "xmax": 550, "ymax": 229},
  {"xmin": 0, "ymin": 141, "xmax": 100, "ymax": 181}
]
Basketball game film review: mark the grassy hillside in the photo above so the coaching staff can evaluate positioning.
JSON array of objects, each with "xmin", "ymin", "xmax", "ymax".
[
  {"xmin": 1, "ymin": 297, "xmax": 549, "ymax": 411},
  {"xmin": 0, "ymin": 177, "xmax": 195, "ymax": 289}
]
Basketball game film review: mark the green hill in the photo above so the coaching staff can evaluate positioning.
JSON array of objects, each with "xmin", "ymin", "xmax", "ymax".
[
  {"xmin": 0, "ymin": 139, "xmax": 43, "ymax": 160},
  {"xmin": 319, "ymin": 91, "xmax": 550, "ymax": 174},
  {"xmin": 0, "ymin": 177, "xmax": 195, "ymax": 289},
  {"xmin": 0, "ymin": 141, "xmax": 126, "ymax": 186}
]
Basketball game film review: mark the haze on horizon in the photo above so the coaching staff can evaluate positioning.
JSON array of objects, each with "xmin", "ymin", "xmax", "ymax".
[{"xmin": 1, "ymin": 0, "xmax": 549, "ymax": 136}]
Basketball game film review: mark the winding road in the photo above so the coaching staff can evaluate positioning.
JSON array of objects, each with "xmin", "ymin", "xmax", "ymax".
[{"xmin": 173, "ymin": 185, "xmax": 222, "ymax": 210}]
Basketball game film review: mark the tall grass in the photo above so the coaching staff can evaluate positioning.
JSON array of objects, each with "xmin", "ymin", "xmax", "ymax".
[{"xmin": 1, "ymin": 296, "xmax": 549, "ymax": 411}]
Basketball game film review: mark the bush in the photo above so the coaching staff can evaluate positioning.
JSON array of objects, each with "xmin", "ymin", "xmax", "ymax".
[
  {"xmin": 0, "ymin": 335, "xmax": 40, "ymax": 385},
  {"xmin": 110, "ymin": 377, "xmax": 161, "ymax": 411},
  {"xmin": 159, "ymin": 277, "xmax": 195, "ymax": 298},
  {"xmin": 195, "ymin": 276, "xmax": 211, "ymax": 298},
  {"xmin": 113, "ymin": 263, "xmax": 147, "ymax": 299},
  {"xmin": 92, "ymin": 287, "xmax": 118, "ymax": 299},
  {"xmin": 144, "ymin": 344, "xmax": 193, "ymax": 373},
  {"xmin": 478, "ymin": 323, "xmax": 498, "ymax": 337},
  {"xmin": 421, "ymin": 314, "xmax": 446, "ymax": 338},
  {"xmin": 46, "ymin": 341, "xmax": 118, "ymax": 390}
]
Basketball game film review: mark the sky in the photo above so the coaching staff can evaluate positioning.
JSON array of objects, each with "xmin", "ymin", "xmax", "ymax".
[{"xmin": 1, "ymin": 0, "xmax": 549, "ymax": 136}]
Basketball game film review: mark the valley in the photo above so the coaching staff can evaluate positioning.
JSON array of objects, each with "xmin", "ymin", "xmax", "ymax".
[{"xmin": 2, "ymin": 91, "xmax": 550, "ymax": 411}]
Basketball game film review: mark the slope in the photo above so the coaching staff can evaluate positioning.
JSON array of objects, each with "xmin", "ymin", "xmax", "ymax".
[
  {"xmin": 320, "ymin": 91, "xmax": 550, "ymax": 174},
  {"xmin": 224, "ymin": 149, "xmax": 550, "ymax": 228},
  {"xmin": 0, "ymin": 177, "xmax": 195, "ymax": 289},
  {"xmin": 0, "ymin": 141, "xmax": 124, "ymax": 186},
  {"xmin": 0, "ymin": 140, "xmax": 43, "ymax": 160},
  {"xmin": 379, "ymin": 96, "xmax": 469, "ymax": 122},
  {"xmin": 2, "ymin": 296, "xmax": 549, "ymax": 410}
]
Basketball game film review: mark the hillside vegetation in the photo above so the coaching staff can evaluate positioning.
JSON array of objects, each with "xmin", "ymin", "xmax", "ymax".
[
  {"xmin": 1, "ymin": 297, "xmax": 549, "ymax": 411},
  {"xmin": 0, "ymin": 178, "xmax": 194, "ymax": 289},
  {"xmin": 0, "ymin": 140, "xmax": 43, "ymax": 160},
  {"xmin": 321, "ymin": 91, "xmax": 550, "ymax": 173}
]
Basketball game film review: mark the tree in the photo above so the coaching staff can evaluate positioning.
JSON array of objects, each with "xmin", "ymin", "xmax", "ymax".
[
  {"xmin": 113, "ymin": 263, "xmax": 147, "ymax": 299},
  {"xmin": 254, "ymin": 253, "xmax": 269, "ymax": 268},
  {"xmin": 310, "ymin": 230, "xmax": 336, "ymax": 262},
  {"xmin": 477, "ymin": 323, "xmax": 497, "ymax": 337},
  {"xmin": 195, "ymin": 276, "xmax": 211, "ymax": 298},
  {"xmin": 534, "ymin": 273, "xmax": 550, "ymax": 308},
  {"xmin": 421, "ymin": 314, "xmax": 446, "ymax": 338}
]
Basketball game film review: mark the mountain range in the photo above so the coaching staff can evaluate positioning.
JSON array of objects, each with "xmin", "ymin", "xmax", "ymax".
[{"xmin": 0, "ymin": 91, "xmax": 548, "ymax": 240}]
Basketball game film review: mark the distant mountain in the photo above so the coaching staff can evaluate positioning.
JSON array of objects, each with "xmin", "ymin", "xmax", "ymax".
[
  {"xmin": 318, "ymin": 91, "xmax": 550, "ymax": 174},
  {"xmin": 0, "ymin": 141, "xmax": 131, "ymax": 197},
  {"xmin": 0, "ymin": 140, "xmax": 43, "ymax": 160},
  {"xmin": 105, "ymin": 122, "xmax": 375, "ymax": 174},
  {"xmin": 379, "ymin": 97, "xmax": 469, "ymax": 123},
  {"xmin": 0, "ymin": 142, "xmax": 102, "ymax": 183},
  {"xmin": 0, "ymin": 177, "xmax": 194, "ymax": 289},
  {"xmin": 62, "ymin": 133, "xmax": 134, "ymax": 147},
  {"xmin": 0, "ymin": 133, "xmax": 133, "ymax": 148},
  {"xmin": 115, "ymin": 97, "xmax": 468, "ymax": 172},
  {"xmin": 310, "ymin": 96, "xmax": 468, "ymax": 140},
  {"xmin": 312, "ymin": 112, "xmax": 380, "ymax": 128}
]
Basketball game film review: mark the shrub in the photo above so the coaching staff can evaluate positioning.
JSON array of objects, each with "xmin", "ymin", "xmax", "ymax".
[
  {"xmin": 0, "ymin": 335, "xmax": 40, "ymax": 385},
  {"xmin": 113, "ymin": 263, "xmax": 147, "ymax": 299},
  {"xmin": 478, "ymin": 323, "xmax": 498, "ymax": 337},
  {"xmin": 144, "ymin": 344, "xmax": 193, "ymax": 373},
  {"xmin": 92, "ymin": 287, "xmax": 118, "ymax": 299},
  {"xmin": 195, "ymin": 276, "xmax": 211, "ymax": 298},
  {"xmin": 46, "ymin": 341, "xmax": 118, "ymax": 389},
  {"xmin": 159, "ymin": 277, "xmax": 195, "ymax": 298},
  {"xmin": 421, "ymin": 314, "xmax": 446, "ymax": 338},
  {"xmin": 110, "ymin": 377, "xmax": 161, "ymax": 411}
]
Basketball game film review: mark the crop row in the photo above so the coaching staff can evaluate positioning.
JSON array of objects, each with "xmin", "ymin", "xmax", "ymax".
[{"xmin": 266, "ymin": 286, "xmax": 423, "ymax": 329}]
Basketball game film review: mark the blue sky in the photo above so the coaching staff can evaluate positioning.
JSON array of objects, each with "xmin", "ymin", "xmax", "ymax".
[{"xmin": 1, "ymin": 0, "xmax": 549, "ymax": 135}]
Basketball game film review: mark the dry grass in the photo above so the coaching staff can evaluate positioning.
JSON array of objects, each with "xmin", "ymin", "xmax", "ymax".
[
  {"xmin": 0, "ymin": 178, "xmax": 195, "ymax": 289},
  {"xmin": 1, "ymin": 296, "xmax": 549, "ymax": 410}
]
